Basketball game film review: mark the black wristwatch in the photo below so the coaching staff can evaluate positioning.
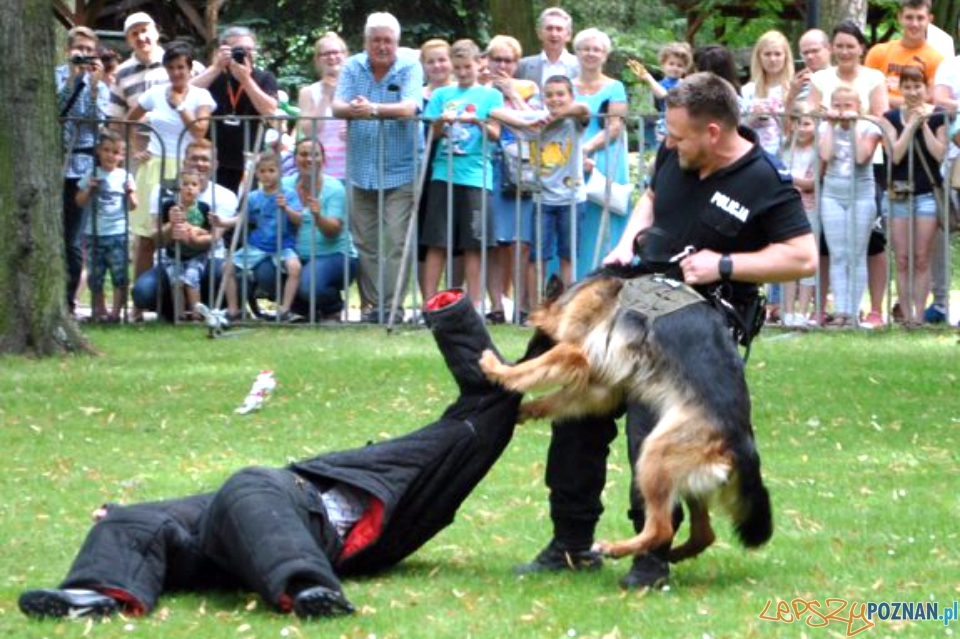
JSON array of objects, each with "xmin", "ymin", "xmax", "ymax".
[{"xmin": 718, "ymin": 253, "xmax": 733, "ymax": 282}]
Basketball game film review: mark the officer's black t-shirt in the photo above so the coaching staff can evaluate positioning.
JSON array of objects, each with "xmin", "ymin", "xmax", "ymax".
[
  {"xmin": 651, "ymin": 126, "xmax": 810, "ymax": 252},
  {"xmin": 649, "ymin": 126, "xmax": 811, "ymax": 301},
  {"xmin": 207, "ymin": 70, "xmax": 279, "ymax": 171}
]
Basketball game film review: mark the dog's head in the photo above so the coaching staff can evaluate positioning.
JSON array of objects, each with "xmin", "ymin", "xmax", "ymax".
[{"xmin": 529, "ymin": 275, "xmax": 623, "ymax": 342}]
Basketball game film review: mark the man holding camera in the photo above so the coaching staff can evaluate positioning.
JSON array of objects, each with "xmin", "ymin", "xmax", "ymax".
[
  {"xmin": 192, "ymin": 26, "xmax": 279, "ymax": 192},
  {"xmin": 56, "ymin": 26, "xmax": 110, "ymax": 316}
]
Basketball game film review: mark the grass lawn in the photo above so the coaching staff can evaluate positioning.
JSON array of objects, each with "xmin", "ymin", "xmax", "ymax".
[{"xmin": 1, "ymin": 323, "xmax": 958, "ymax": 639}]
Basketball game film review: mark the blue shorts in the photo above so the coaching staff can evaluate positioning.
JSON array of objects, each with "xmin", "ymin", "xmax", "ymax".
[
  {"xmin": 85, "ymin": 234, "xmax": 129, "ymax": 292},
  {"xmin": 491, "ymin": 158, "xmax": 534, "ymax": 244},
  {"xmin": 528, "ymin": 202, "xmax": 586, "ymax": 261},
  {"xmin": 232, "ymin": 245, "xmax": 299, "ymax": 272},
  {"xmin": 162, "ymin": 254, "xmax": 207, "ymax": 290},
  {"xmin": 884, "ymin": 192, "xmax": 938, "ymax": 220}
]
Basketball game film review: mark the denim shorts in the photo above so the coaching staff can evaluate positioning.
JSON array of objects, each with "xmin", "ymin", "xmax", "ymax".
[
  {"xmin": 884, "ymin": 191, "xmax": 938, "ymax": 220},
  {"xmin": 528, "ymin": 202, "xmax": 586, "ymax": 261},
  {"xmin": 232, "ymin": 245, "xmax": 299, "ymax": 272},
  {"xmin": 491, "ymin": 158, "xmax": 534, "ymax": 244},
  {"xmin": 162, "ymin": 254, "xmax": 207, "ymax": 290},
  {"xmin": 85, "ymin": 233, "xmax": 129, "ymax": 292}
]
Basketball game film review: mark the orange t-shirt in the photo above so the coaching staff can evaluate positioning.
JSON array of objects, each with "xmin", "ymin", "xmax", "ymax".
[{"xmin": 864, "ymin": 39, "xmax": 945, "ymax": 99}]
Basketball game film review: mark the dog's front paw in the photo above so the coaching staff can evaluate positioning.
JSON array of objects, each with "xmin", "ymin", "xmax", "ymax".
[
  {"xmin": 592, "ymin": 540, "xmax": 629, "ymax": 559},
  {"xmin": 479, "ymin": 349, "xmax": 505, "ymax": 379}
]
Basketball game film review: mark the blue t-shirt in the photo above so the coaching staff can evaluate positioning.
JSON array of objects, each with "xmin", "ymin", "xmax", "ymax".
[
  {"xmin": 654, "ymin": 76, "xmax": 681, "ymax": 112},
  {"xmin": 281, "ymin": 174, "xmax": 358, "ymax": 259},
  {"xmin": 247, "ymin": 188, "xmax": 298, "ymax": 252},
  {"xmin": 424, "ymin": 84, "xmax": 504, "ymax": 189},
  {"xmin": 576, "ymin": 80, "xmax": 629, "ymax": 183}
]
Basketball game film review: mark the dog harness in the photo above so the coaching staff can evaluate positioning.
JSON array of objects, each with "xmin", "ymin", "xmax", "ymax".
[{"xmin": 617, "ymin": 274, "xmax": 706, "ymax": 322}]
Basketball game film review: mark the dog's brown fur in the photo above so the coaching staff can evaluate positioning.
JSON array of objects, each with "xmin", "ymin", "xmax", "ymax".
[{"xmin": 480, "ymin": 273, "xmax": 772, "ymax": 564}]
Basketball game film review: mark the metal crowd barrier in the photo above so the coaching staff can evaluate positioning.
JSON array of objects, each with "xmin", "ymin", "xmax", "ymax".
[{"xmin": 61, "ymin": 107, "xmax": 957, "ymax": 329}]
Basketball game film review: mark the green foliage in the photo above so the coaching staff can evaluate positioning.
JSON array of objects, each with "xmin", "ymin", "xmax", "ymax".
[
  {"xmin": 695, "ymin": 0, "xmax": 803, "ymax": 50},
  {"xmin": 214, "ymin": 0, "xmax": 958, "ymax": 100},
  {"xmin": 220, "ymin": 0, "xmax": 491, "ymax": 96},
  {"xmin": 219, "ymin": 1, "xmax": 340, "ymax": 97},
  {"xmin": 1, "ymin": 324, "xmax": 959, "ymax": 638}
]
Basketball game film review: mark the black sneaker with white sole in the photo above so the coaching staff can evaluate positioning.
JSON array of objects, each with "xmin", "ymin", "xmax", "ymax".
[
  {"xmin": 19, "ymin": 588, "xmax": 119, "ymax": 620},
  {"xmin": 514, "ymin": 539, "xmax": 603, "ymax": 574}
]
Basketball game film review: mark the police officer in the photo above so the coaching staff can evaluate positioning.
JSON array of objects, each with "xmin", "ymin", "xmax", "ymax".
[{"xmin": 516, "ymin": 72, "xmax": 818, "ymax": 589}]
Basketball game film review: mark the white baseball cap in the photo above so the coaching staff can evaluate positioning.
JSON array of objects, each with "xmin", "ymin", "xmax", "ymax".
[{"xmin": 123, "ymin": 12, "xmax": 155, "ymax": 33}]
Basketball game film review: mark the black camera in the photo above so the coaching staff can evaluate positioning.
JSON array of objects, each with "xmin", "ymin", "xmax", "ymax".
[
  {"xmin": 70, "ymin": 54, "xmax": 99, "ymax": 66},
  {"xmin": 231, "ymin": 46, "xmax": 248, "ymax": 63}
]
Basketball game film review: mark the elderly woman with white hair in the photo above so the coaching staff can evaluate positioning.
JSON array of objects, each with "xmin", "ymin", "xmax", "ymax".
[{"xmin": 571, "ymin": 27, "xmax": 630, "ymax": 279}]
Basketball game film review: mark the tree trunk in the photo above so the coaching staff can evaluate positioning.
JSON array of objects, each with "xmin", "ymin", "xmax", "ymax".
[
  {"xmin": 490, "ymin": 0, "xmax": 537, "ymax": 59},
  {"xmin": 933, "ymin": 0, "xmax": 959, "ymax": 49},
  {"xmin": 0, "ymin": 0, "xmax": 91, "ymax": 355},
  {"xmin": 818, "ymin": 0, "xmax": 868, "ymax": 30},
  {"xmin": 206, "ymin": 0, "xmax": 227, "ymax": 44}
]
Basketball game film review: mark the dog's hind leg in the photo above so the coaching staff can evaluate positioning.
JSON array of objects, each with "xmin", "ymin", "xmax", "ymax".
[
  {"xmin": 594, "ymin": 438, "xmax": 678, "ymax": 559},
  {"xmin": 667, "ymin": 498, "xmax": 715, "ymax": 563},
  {"xmin": 595, "ymin": 404, "xmax": 710, "ymax": 560},
  {"xmin": 480, "ymin": 344, "xmax": 591, "ymax": 394}
]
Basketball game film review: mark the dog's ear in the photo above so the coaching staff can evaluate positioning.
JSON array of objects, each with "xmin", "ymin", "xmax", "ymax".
[{"xmin": 544, "ymin": 274, "xmax": 565, "ymax": 302}]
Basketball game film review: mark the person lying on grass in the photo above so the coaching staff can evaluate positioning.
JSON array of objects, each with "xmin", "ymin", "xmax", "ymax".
[{"xmin": 19, "ymin": 289, "xmax": 539, "ymax": 621}]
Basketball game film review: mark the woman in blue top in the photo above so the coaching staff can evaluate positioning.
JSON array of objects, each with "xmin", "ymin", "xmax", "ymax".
[
  {"xmin": 572, "ymin": 28, "xmax": 630, "ymax": 280},
  {"xmin": 256, "ymin": 139, "xmax": 358, "ymax": 322}
]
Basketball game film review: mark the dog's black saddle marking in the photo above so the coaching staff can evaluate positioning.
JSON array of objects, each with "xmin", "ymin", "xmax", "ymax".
[{"xmin": 617, "ymin": 274, "xmax": 705, "ymax": 322}]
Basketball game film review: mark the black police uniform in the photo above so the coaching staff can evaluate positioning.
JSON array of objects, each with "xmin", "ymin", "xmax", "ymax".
[{"xmin": 543, "ymin": 127, "xmax": 811, "ymax": 560}]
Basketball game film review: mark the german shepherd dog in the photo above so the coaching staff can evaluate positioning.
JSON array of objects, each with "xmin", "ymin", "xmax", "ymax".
[{"xmin": 479, "ymin": 267, "xmax": 772, "ymax": 564}]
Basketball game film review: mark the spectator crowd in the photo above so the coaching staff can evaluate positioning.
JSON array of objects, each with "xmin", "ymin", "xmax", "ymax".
[{"xmin": 58, "ymin": 0, "xmax": 960, "ymax": 328}]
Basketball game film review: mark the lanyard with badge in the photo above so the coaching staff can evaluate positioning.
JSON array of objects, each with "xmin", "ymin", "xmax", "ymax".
[{"xmin": 223, "ymin": 80, "xmax": 244, "ymax": 127}]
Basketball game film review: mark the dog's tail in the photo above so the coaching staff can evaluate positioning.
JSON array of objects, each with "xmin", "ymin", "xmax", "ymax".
[{"xmin": 731, "ymin": 443, "xmax": 773, "ymax": 548}]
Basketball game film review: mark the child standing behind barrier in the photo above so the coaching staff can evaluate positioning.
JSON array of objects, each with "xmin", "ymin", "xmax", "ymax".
[
  {"xmin": 159, "ymin": 169, "xmax": 212, "ymax": 321},
  {"xmin": 421, "ymin": 39, "xmax": 504, "ymax": 310},
  {"xmin": 877, "ymin": 66, "xmax": 947, "ymax": 326},
  {"xmin": 634, "ymin": 42, "xmax": 693, "ymax": 140},
  {"xmin": 493, "ymin": 75, "xmax": 590, "ymax": 299},
  {"xmin": 76, "ymin": 130, "xmax": 137, "ymax": 323},
  {"xmin": 818, "ymin": 84, "xmax": 883, "ymax": 328},
  {"xmin": 223, "ymin": 152, "xmax": 302, "ymax": 322},
  {"xmin": 780, "ymin": 106, "xmax": 821, "ymax": 327}
]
